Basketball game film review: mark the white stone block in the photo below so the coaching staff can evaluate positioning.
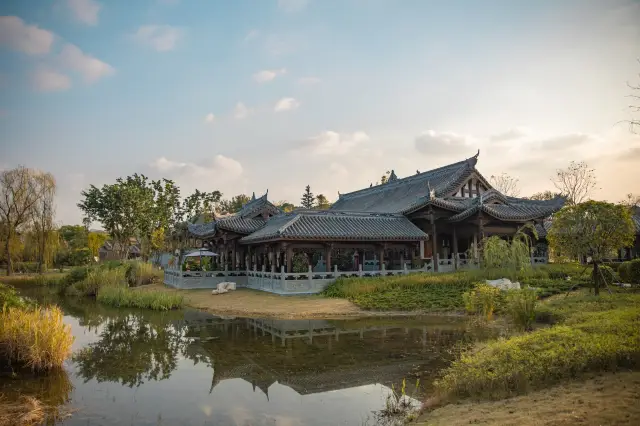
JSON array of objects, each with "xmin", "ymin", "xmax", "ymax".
[{"xmin": 485, "ymin": 278, "xmax": 521, "ymax": 290}]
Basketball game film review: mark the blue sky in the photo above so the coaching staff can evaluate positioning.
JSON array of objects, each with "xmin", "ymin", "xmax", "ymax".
[{"xmin": 1, "ymin": 0, "xmax": 639, "ymax": 224}]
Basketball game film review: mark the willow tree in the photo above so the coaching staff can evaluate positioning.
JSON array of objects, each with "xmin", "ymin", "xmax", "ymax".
[
  {"xmin": 547, "ymin": 201, "xmax": 635, "ymax": 295},
  {"xmin": 0, "ymin": 166, "xmax": 55, "ymax": 275},
  {"xmin": 482, "ymin": 224, "xmax": 537, "ymax": 275},
  {"xmin": 31, "ymin": 172, "xmax": 57, "ymax": 272}
]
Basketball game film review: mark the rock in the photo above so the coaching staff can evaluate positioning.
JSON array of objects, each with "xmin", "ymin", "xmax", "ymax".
[
  {"xmin": 485, "ymin": 278, "xmax": 521, "ymax": 290},
  {"xmin": 211, "ymin": 282, "xmax": 237, "ymax": 295}
]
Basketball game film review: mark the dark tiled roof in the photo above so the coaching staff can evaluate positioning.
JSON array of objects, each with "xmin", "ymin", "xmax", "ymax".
[
  {"xmin": 188, "ymin": 216, "xmax": 265, "ymax": 238},
  {"xmin": 632, "ymin": 214, "xmax": 640, "ymax": 233},
  {"xmin": 188, "ymin": 221, "xmax": 217, "ymax": 238},
  {"xmin": 240, "ymin": 211, "xmax": 428, "ymax": 243},
  {"xmin": 238, "ymin": 192, "xmax": 282, "ymax": 219},
  {"xmin": 447, "ymin": 195, "xmax": 565, "ymax": 223},
  {"xmin": 330, "ymin": 152, "xmax": 480, "ymax": 214}
]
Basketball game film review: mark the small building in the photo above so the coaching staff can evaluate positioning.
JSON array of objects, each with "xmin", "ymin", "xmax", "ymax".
[
  {"xmin": 170, "ymin": 152, "xmax": 564, "ymax": 293},
  {"xmin": 98, "ymin": 238, "xmax": 141, "ymax": 261}
]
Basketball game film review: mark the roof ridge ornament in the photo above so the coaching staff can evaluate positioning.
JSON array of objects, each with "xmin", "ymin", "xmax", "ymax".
[
  {"xmin": 427, "ymin": 181, "xmax": 435, "ymax": 199},
  {"xmin": 388, "ymin": 170, "xmax": 398, "ymax": 182},
  {"xmin": 251, "ymin": 192, "xmax": 256, "ymax": 201}
]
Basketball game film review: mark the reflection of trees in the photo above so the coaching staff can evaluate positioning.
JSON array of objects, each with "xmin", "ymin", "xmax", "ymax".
[
  {"xmin": 0, "ymin": 368, "xmax": 73, "ymax": 425},
  {"xmin": 73, "ymin": 314, "xmax": 188, "ymax": 387}
]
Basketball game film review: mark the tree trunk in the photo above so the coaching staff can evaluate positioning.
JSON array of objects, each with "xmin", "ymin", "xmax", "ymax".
[
  {"xmin": 593, "ymin": 262, "xmax": 600, "ymax": 296},
  {"xmin": 5, "ymin": 229, "xmax": 11, "ymax": 276}
]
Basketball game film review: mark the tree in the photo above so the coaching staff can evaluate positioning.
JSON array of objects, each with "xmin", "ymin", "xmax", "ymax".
[
  {"xmin": 380, "ymin": 170, "xmax": 391, "ymax": 185},
  {"xmin": 0, "ymin": 166, "xmax": 53, "ymax": 275},
  {"xmin": 31, "ymin": 172, "xmax": 57, "ymax": 272},
  {"xmin": 551, "ymin": 161, "xmax": 597, "ymax": 206},
  {"xmin": 59, "ymin": 225, "xmax": 88, "ymax": 250},
  {"xmin": 489, "ymin": 172, "xmax": 520, "ymax": 197},
  {"xmin": 301, "ymin": 185, "xmax": 315, "ymax": 209},
  {"xmin": 87, "ymin": 231, "xmax": 109, "ymax": 259},
  {"xmin": 547, "ymin": 201, "xmax": 635, "ymax": 295},
  {"xmin": 627, "ymin": 61, "xmax": 640, "ymax": 133},
  {"xmin": 316, "ymin": 194, "xmax": 331, "ymax": 209},
  {"xmin": 276, "ymin": 201, "xmax": 295, "ymax": 213},
  {"xmin": 218, "ymin": 194, "xmax": 249, "ymax": 215},
  {"xmin": 182, "ymin": 189, "xmax": 222, "ymax": 222},
  {"xmin": 619, "ymin": 193, "xmax": 640, "ymax": 209},
  {"xmin": 527, "ymin": 190, "xmax": 560, "ymax": 201}
]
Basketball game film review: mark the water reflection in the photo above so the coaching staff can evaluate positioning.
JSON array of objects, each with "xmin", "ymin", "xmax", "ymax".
[{"xmin": 8, "ymin": 289, "xmax": 493, "ymax": 425}]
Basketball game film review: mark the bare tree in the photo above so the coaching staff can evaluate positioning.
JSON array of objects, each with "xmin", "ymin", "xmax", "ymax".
[
  {"xmin": 527, "ymin": 190, "xmax": 560, "ymax": 201},
  {"xmin": 619, "ymin": 193, "xmax": 640, "ymax": 209},
  {"xmin": 489, "ymin": 172, "xmax": 520, "ymax": 197},
  {"xmin": 0, "ymin": 166, "xmax": 51, "ymax": 275},
  {"xmin": 31, "ymin": 173, "xmax": 57, "ymax": 273},
  {"xmin": 551, "ymin": 161, "xmax": 597, "ymax": 206}
]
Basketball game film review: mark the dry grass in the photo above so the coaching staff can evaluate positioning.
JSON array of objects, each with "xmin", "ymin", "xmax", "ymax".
[
  {"xmin": 0, "ymin": 395, "xmax": 44, "ymax": 426},
  {"xmin": 418, "ymin": 371, "xmax": 640, "ymax": 425},
  {"xmin": 0, "ymin": 306, "xmax": 74, "ymax": 371}
]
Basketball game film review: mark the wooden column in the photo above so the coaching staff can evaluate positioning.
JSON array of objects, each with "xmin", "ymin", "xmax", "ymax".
[
  {"xmin": 430, "ymin": 211, "xmax": 438, "ymax": 272},
  {"xmin": 231, "ymin": 241, "xmax": 237, "ymax": 270},
  {"xmin": 452, "ymin": 225, "xmax": 458, "ymax": 270},
  {"xmin": 286, "ymin": 244, "xmax": 293, "ymax": 273},
  {"xmin": 378, "ymin": 245, "xmax": 385, "ymax": 271}
]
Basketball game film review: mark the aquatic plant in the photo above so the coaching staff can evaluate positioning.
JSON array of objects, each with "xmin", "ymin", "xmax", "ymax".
[
  {"xmin": 0, "ymin": 395, "xmax": 44, "ymax": 426},
  {"xmin": 375, "ymin": 378, "xmax": 421, "ymax": 425},
  {"xmin": 0, "ymin": 306, "xmax": 74, "ymax": 371},
  {"xmin": 125, "ymin": 262, "xmax": 161, "ymax": 287},
  {"xmin": 0, "ymin": 283, "xmax": 28, "ymax": 309},
  {"xmin": 70, "ymin": 267, "xmax": 126, "ymax": 296},
  {"xmin": 96, "ymin": 286, "xmax": 183, "ymax": 311}
]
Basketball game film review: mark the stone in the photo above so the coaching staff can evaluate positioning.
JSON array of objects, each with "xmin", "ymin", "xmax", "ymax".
[
  {"xmin": 485, "ymin": 278, "xmax": 521, "ymax": 290},
  {"xmin": 211, "ymin": 282, "xmax": 237, "ymax": 295}
]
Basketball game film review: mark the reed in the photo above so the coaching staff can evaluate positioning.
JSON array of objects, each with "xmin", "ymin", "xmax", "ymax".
[
  {"xmin": 70, "ymin": 267, "xmax": 126, "ymax": 296},
  {"xmin": 97, "ymin": 286, "xmax": 184, "ymax": 311},
  {"xmin": 125, "ymin": 262, "xmax": 162, "ymax": 287},
  {"xmin": 0, "ymin": 395, "xmax": 44, "ymax": 426},
  {"xmin": 0, "ymin": 306, "xmax": 74, "ymax": 371}
]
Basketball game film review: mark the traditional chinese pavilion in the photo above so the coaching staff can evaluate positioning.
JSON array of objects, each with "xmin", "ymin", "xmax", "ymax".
[{"xmin": 186, "ymin": 151, "xmax": 565, "ymax": 278}]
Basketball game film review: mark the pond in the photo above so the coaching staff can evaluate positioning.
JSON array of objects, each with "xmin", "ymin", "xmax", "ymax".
[{"xmin": 1, "ymin": 289, "xmax": 497, "ymax": 426}]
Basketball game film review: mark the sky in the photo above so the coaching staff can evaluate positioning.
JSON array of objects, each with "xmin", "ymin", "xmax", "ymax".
[{"xmin": 1, "ymin": 0, "xmax": 639, "ymax": 225}]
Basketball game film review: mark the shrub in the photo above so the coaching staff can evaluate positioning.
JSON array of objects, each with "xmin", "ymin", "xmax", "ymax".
[
  {"xmin": 11, "ymin": 262, "xmax": 39, "ymax": 274},
  {"xmin": 462, "ymin": 284, "xmax": 502, "ymax": 320},
  {"xmin": 505, "ymin": 288, "xmax": 538, "ymax": 330},
  {"xmin": 97, "ymin": 287, "xmax": 183, "ymax": 310},
  {"xmin": 592, "ymin": 265, "xmax": 619, "ymax": 286},
  {"xmin": 0, "ymin": 283, "xmax": 27, "ymax": 309},
  {"xmin": 71, "ymin": 267, "xmax": 126, "ymax": 297},
  {"xmin": 0, "ymin": 306, "xmax": 74, "ymax": 371},
  {"xmin": 618, "ymin": 262, "xmax": 631, "ymax": 283},
  {"xmin": 627, "ymin": 259, "xmax": 640, "ymax": 284},
  {"xmin": 125, "ymin": 262, "xmax": 160, "ymax": 287}
]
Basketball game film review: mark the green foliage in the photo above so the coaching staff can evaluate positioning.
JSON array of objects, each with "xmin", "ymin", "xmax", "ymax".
[
  {"xmin": 217, "ymin": 194, "xmax": 249, "ymax": 215},
  {"xmin": 482, "ymin": 225, "xmax": 537, "ymax": 272},
  {"xmin": 0, "ymin": 283, "xmax": 28, "ymax": 309},
  {"xmin": 593, "ymin": 265, "xmax": 619, "ymax": 285},
  {"xmin": 96, "ymin": 287, "xmax": 183, "ymax": 310},
  {"xmin": 87, "ymin": 231, "xmax": 108, "ymax": 258},
  {"xmin": 70, "ymin": 267, "xmax": 126, "ymax": 297},
  {"xmin": 462, "ymin": 284, "xmax": 502, "ymax": 320},
  {"xmin": 0, "ymin": 305, "xmax": 74, "ymax": 371},
  {"xmin": 435, "ymin": 292, "xmax": 640, "ymax": 400},
  {"xmin": 505, "ymin": 288, "xmax": 538, "ymax": 330},
  {"xmin": 622, "ymin": 259, "xmax": 640, "ymax": 284},
  {"xmin": 292, "ymin": 252, "xmax": 309, "ymax": 273},
  {"xmin": 59, "ymin": 225, "xmax": 88, "ymax": 250},
  {"xmin": 11, "ymin": 262, "xmax": 39, "ymax": 273},
  {"xmin": 618, "ymin": 261, "xmax": 631, "ymax": 283},
  {"xmin": 125, "ymin": 262, "xmax": 161, "ymax": 287}
]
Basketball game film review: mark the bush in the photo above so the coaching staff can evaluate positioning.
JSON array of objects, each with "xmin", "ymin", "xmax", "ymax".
[
  {"xmin": 97, "ymin": 287, "xmax": 183, "ymax": 310},
  {"xmin": 627, "ymin": 259, "xmax": 640, "ymax": 284},
  {"xmin": 593, "ymin": 265, "xmax": 619, "ymax": 285},
  {"xmin": 125, "ymin": 262, "xmax": 160, "ymax": 287},
  {"xmin": 462, "ymin": 284, "xmax": 502, "ymax": 320},
  {"xmin": 435, "ymin": 292, "xmax": 640, "ymax": 400},
  {"xmin": 618, "ymin": 262, "xmax": 631, "ymax": 283},
  {"xmin": 0, "ymin": 306, "xmax": 74, "ymax": 371},
  {"xmin": 70, "ymin": 267, "xmax": 126, "ymax": 297},
  {"xmin": 505, "ymin": 288, "xmax": 538, "ymax": 330},
  {"xmin": 0, "ymin": 283, "xmax": 28, "ymax": 309},
  {"xmin": 11, "ymin": 262, "xmax": 39, "ymax": 274}
]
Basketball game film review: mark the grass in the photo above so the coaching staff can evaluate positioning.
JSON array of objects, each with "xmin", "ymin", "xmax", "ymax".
[
  {"xmin": 431, "ymin": 290, "xmax": 640, "ymax": 401},
  {"xmin": 0, "ymin": 305, "xmax": 74, "ymax": 371},
  {"xmin": 97, "ymin": 286, "xmax": 184, "ymax": 310},
  {"xmin": 0, "ymin": 272, "xmax": 66, "ymax": 288},
  {"xmin": 125, "ymin": 261, "xmax": 162, "ymax": 287},
  {"xmin": 68, "ymin": 267, "xmax": 126, "ymax": 296},
  {"xmin": 323, "ymin": 264, "xmax": 591, "ymax": 311},
  {"xmin": 0, "ymin": 395, "xmax": 44, "ymax": 426}
]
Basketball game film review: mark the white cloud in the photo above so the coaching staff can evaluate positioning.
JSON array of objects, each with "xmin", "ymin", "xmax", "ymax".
[
  {"xmin": 274, "ymin": 97, "xmax": 300, "ymax": 112},
  {"xmin": 296, "ymin": 76, "xmax": 320, "ymax": 86},
  {"xmin": 133, "ymin": 25, "xmax": 182, "ymax": 52},
  {"xmin": 204, "ymin": 113, "xmax": 215, "ymax": 123},
  {"xmin": 66, "ymin": 0, "xmax": 101, "ymax": 26},
  {"xmin": 233, "ymin": 102, "xmax": 251, "ymax": 119},
  {"xmin": 414, "ymin": 130, "xmax": 473, "ymax": 155},
  {"xmin": 538, "ymin": 133, "xmax": 593, "ymax": 150},
  {"xmin": 297, "ymin": 131, "xmax": 370, "ymax": 156},
  {"xmin": 30, "ymin": 68, "xmax": 72, "ymax": 92},
  {"xmin": 0, "ymin": 16, "xmax": 54, "ymax": 55},
  {"xmin": 58, "ymin": 43, "xmax": 114, "ymax": 83},
  {"xmin": 253, "ymin": 68, "xmax": 286, "ymax": 83},
  {"xmin": 150, "ymin": 155, "xmax": 243, "ymax": 188},
  {"xmin": 490, "ymin": 127, "xmax": 530, "ymax": 142},
  {"xmin": 278, "ymin": 0, "xmax": 309, "ymax": 13}
]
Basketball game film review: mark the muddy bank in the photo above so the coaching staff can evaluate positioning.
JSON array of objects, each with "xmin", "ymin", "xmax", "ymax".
[{"xmin": 417, "ymin": 371, "xmax": 640, "ymax": 426}]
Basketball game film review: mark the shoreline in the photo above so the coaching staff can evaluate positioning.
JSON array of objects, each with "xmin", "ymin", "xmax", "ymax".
[{"xmin": 134, "ymin": 284, "xmax": 466, "ymax": 319}]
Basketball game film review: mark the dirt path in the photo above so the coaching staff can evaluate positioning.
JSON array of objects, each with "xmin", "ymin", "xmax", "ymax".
[
  {"xmin": 418, "ymin": 371, "xmax": 640, "ymax": 426},
  {"xmin": 135, "ymin": 284, "xmax": 381, "ymax": 318}
]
